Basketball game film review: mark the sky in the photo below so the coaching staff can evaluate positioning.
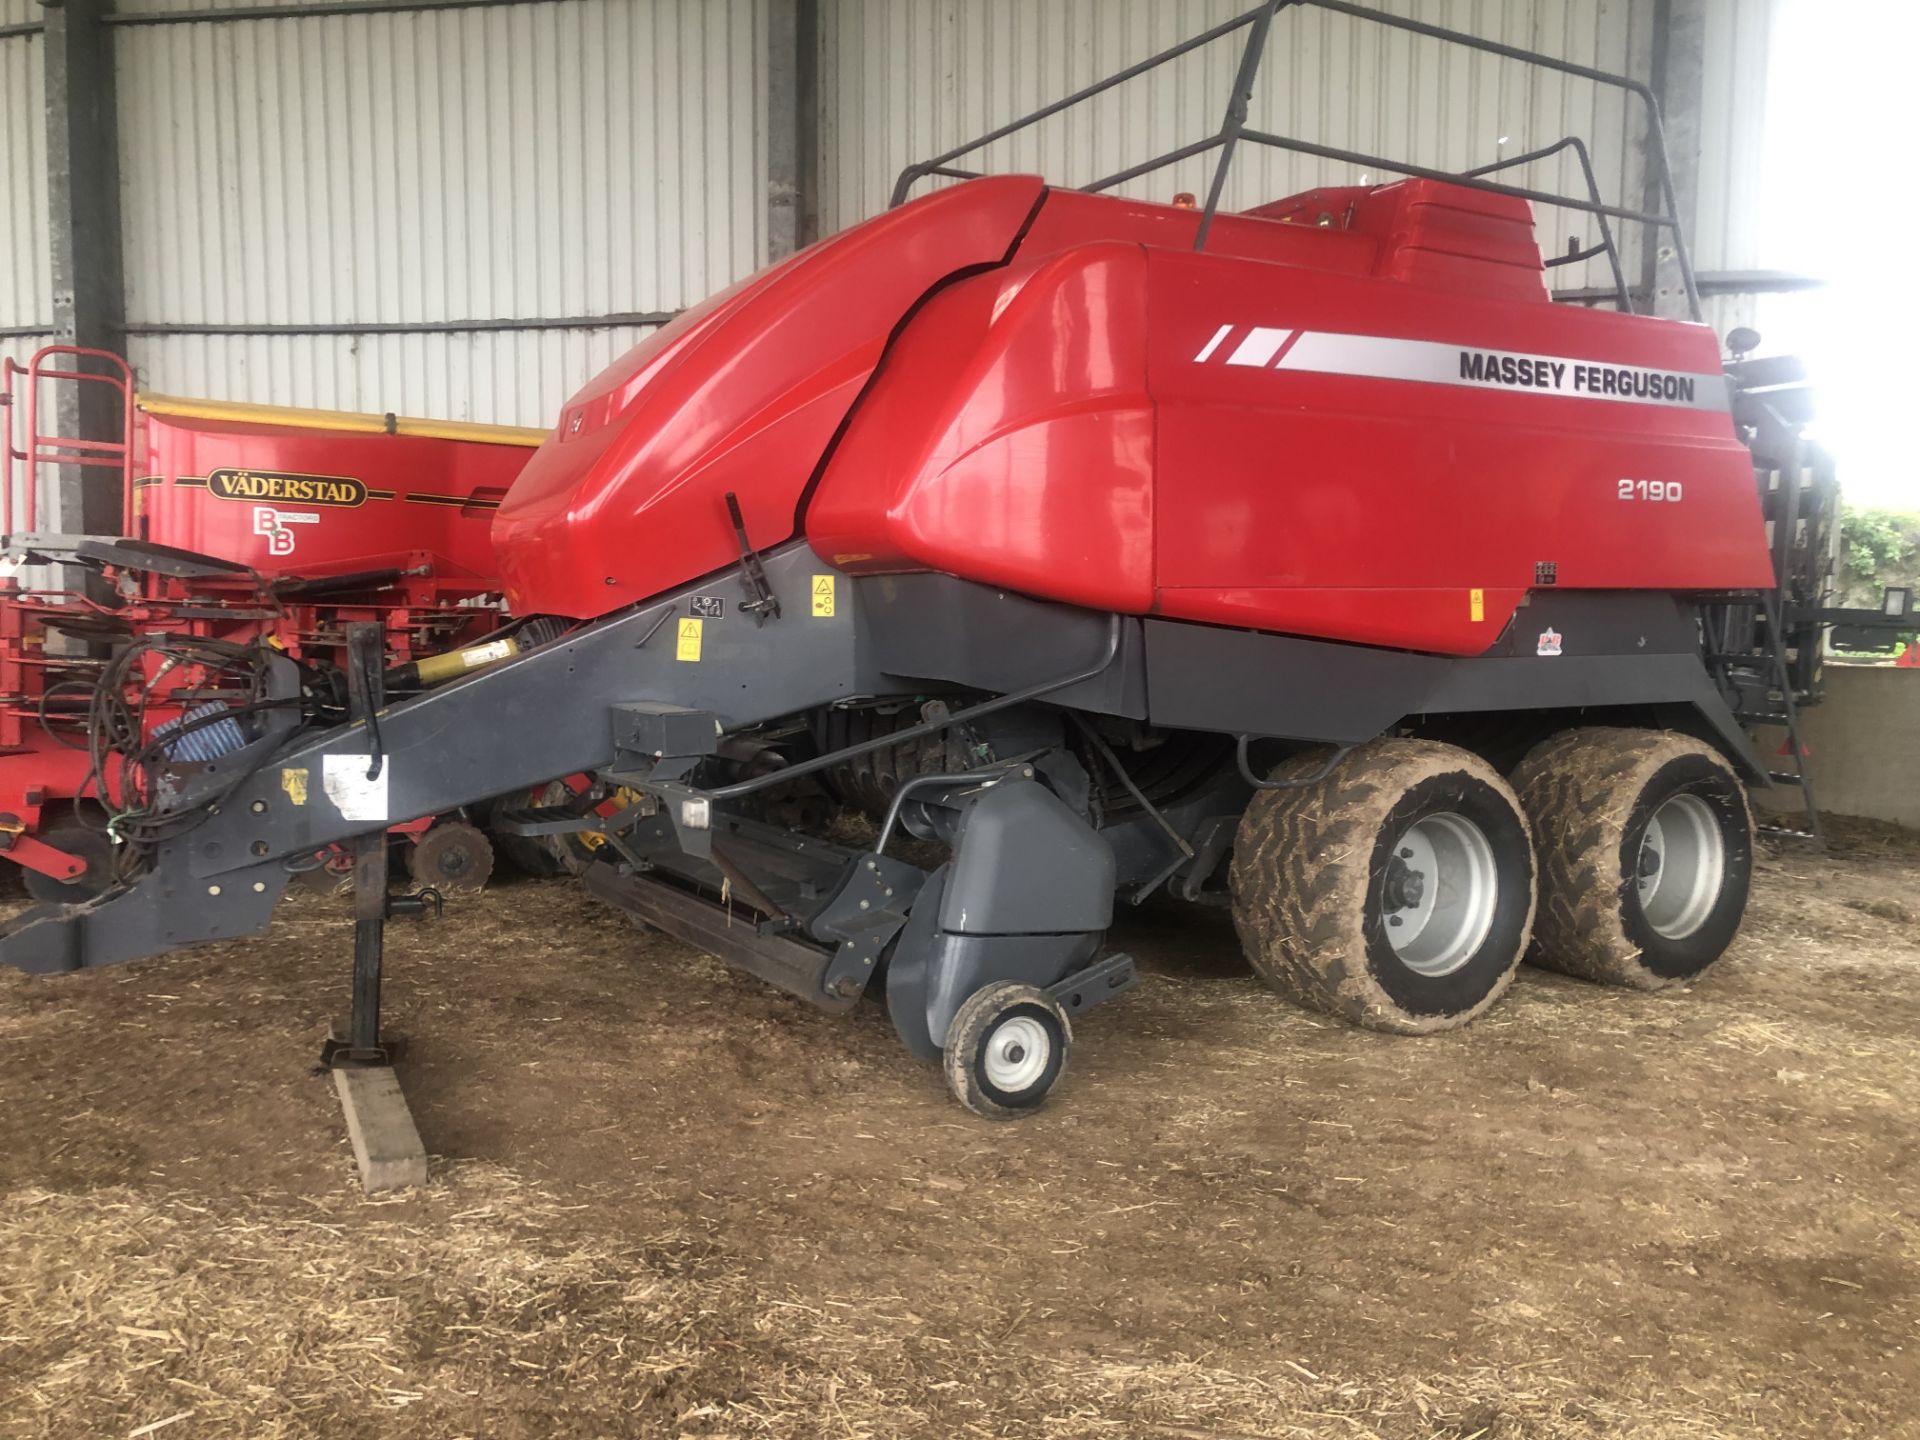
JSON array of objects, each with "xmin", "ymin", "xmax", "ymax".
[{"xmin": 1751, "ymin": 1, "xmax": 1920, "ymax": 512}]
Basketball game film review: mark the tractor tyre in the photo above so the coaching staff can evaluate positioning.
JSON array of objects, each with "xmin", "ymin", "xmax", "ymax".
[
  {"xmin": 1510, "ymin": 728, "xmax": 1752, "ymax": 989},
  {"xmin": 20, "ymin": 823, "xmax": 117, "ymax": 904},
  {"xmin": 1229, "ymin": 739, "xmax": 1537, "ymax": 1034}
]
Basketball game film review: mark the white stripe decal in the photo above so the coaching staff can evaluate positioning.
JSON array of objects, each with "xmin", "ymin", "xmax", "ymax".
[
  {"xmin": 1271, "ymin": 330, "xmax": 1729, "ymax": 411},
  {"xmin": 1225, "ymin": 326, "xmax": 1293, "ymax": 368},
  {"xmin": 1192, "ymin": 323, "xmax": 1233, "ymax": 364}
]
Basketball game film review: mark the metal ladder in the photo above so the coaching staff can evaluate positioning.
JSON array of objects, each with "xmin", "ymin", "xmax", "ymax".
[
  {"xmin": 1702, "ymin": 592, "xmax": 1820, "ymax": 843},
  {"xmin": 1742, "ymin": 589, "xmax": 1821, "ymax": 844}
]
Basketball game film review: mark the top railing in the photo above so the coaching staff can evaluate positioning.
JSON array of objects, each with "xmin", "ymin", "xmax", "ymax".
[
  {"xmin": 890, "ymin": 0, "xmax": 1699, "ymax": 321},
  {"xmin": 1, "ymin": 346, "xmax": 138, "ymax": 539}
]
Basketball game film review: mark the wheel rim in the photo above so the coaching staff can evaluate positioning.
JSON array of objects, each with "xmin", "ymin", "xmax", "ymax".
[
  {"xmin": 1637, "ymin": 793, "xmax": 1725, "ymax": 940},
  {"xmin": 982, "ymin": 1014, "xmax": 1052, "ymax": 1093},
  {"xmin": 1380, "ymin": 812, "xmax": 1499, "ymax": 978}
]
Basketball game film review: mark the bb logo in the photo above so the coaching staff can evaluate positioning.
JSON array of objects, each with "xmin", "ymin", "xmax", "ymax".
[
  {"xmin": 252, "ymin": 505, "xmax": 320, "ymax": 557},
  {"xmin": 253, "ymin": 506, "xmax": 295, "ymax": 557}
]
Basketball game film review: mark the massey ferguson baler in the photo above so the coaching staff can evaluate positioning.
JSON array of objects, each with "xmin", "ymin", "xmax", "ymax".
[{"xmin": 1, "ymin": 3, "xmax": 1795, "ymax": 1118}]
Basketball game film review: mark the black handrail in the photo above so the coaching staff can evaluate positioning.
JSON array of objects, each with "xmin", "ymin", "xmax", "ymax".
[
  {"xmin": 890, "ymin": 0, "xmax": 1701, "ymax": 322},
  {"xmin": 886, "ymin": 6, "xmax": 1267, "ymax": 209},
  {"xmin": 1464, "ymin": 136, "xmax": 1632, "ymax": 313}
]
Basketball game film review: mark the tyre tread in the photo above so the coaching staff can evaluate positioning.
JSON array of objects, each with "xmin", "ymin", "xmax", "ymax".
[
  {"xmin": 1229, "ymin": 739, "xmax": 1534, "ymax": 1034},
  {"xmin": 1511, "ymin": 727, "xmax": 1748, "ymax": 989}
]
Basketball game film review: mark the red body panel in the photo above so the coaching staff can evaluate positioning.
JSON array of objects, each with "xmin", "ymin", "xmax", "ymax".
[
  {"xmin": 492, "ymin": 176, "xmax": 1046, "ymax": 618},
  {"xmin": 1142, "ymin": 245, "xmax": 1771, "ymax": 650},
  {"xmin": 489, "ymin": 174, "xmax": 1772, "ymax": 656},
  {"xmin": 803, "ymin": 180, "xmax": 1771, "ymax": 653},
  {"xmin": 137, "ymin": 412, "xmax": 516, "ymax": 581},
  {"xmin": 805, "ymin": 242, "xmax": 1157, "ymax": 613}
]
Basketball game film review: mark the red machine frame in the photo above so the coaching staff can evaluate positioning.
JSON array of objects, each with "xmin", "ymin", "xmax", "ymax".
[{"xmin": 0, "ymin": 345, "xmax": 540, "ymax": 893}]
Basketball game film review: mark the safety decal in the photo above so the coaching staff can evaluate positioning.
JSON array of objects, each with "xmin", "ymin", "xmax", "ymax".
[
  {"xmin": 1192, "ymin": 325, "xmax": 1730, "ymax": 411},
  {"xmin": 1537, "ymin": 627, "xmax": 1564, "ymax": 657},
  {"xmin": 281, "ymin": 767, "xmax": 309, "ymax": 806},
  {"xmin": 690, "ymin": 594, "xmax": 726, "ymax": 619},
  {"xmin": 462, "ymin": 639, "xmax": 515, "ymax": 668},
  {"xmin": 1469, "ymin": 588, "xmax": 1485, "ymax": 623},
  {"xmin": 811, "ymin": 575, "xmax": 836, "ymax": 619},
  {"xmin": 322, "ymin": 754, "xmax": 389, "ymax": 822},
  {"xmin": 676, "ymin": 617, "xmax": 704, "ymax": 662}
]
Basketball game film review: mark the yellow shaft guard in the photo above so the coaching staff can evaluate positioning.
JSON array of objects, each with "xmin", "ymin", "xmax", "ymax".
[{"xmin": 411, "ymin": 637, "xmax": 521, "ymax": 686}]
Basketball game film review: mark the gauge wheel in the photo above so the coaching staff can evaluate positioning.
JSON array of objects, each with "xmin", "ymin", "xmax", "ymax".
[{"xmin": 942, "ymin": 981, "xmax": 1072, "ymax": 1119}]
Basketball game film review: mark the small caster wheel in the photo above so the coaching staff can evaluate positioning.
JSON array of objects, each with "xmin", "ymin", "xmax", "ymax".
[{"xmin": 942, "ymin": 981, "xmax": 1071, "ymax": 1120}]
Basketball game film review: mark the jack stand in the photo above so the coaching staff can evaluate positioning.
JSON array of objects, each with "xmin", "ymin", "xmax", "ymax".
[{"xmin": 321, "ymin": 622, "xmax": 431, "ymax": 1193}]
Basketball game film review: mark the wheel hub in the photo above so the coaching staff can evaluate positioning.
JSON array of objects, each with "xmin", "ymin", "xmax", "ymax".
[
  {"xmin": 1380, "ymin": 812, "xmax": 1499, "ymax": 978},
  {"xmin": 1636, "ymin": 793, "xmax": 1725, "ymax": 940},
  {"xmin": 983, "ymin": 1014, "xmax": 1051, "ymax": 1093}
]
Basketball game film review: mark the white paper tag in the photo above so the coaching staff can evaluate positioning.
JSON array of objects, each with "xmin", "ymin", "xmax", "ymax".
[
  {"xmin": 323, "ymin": 754, "xmax": 390, "ymax": 821},
  {"xmin": 462, "ymin": 638, "xmax": 514, "ymax": 667}
]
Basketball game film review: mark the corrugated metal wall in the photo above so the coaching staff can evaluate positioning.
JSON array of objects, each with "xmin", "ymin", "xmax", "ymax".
[
  {"xmin": 1695, "ymin": 0, "xmax": 1778, "ymax": 275},
  {"xmin": 1694, "ymin": 0, "xmax": 1786, "ymax": 340},
  {"xmin": 817, "ymin": 0, "xmax": 1661, "ymax": 298},
  {"xmin": 7, "ymin": 0, "xmax": 1792, "ymax": 427},
  {"xmin": 113, "ymin": 0, "xmax": 768, "ymax": 427},
  {"xmin": 0, "ymin": 0, "xmax": 50, "ymax": 349}
]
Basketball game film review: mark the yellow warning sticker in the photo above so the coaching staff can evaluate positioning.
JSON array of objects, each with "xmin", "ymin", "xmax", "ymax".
[
  {"xmin": 1469, "ymin": 587, "xmax": 1485, "ymax": 622},
  {"xmin": 811, "ymin": 574, "xmax": 836, "ymax": 618},
  {"xmin": 676, "ymin": 617, "xmax": 703, "ymax": 661},
  {"xmin": 281, "ymin": 767, "xmax": 309, "ymax": 806}
]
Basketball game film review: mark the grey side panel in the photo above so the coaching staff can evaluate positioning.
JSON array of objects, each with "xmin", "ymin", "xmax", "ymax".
[
  {"xmin": 937, "ymin": 779, "xmax": 1115, "ymax": 936},
  {"xmin": 1139, "ymin": 594, "xmax": 1760, "ymax": 778},
  {"xmin": 2, "ymin": 855, "xmax": 289, "ymax": 973},
  {"xmin": 860, "ymin": 572, "xmax": 1148, "ymax": 718},
  {"xmin": 1144, "ymin": 621, "xmax": 1442, "ymax": 742},
  {"xmin": 1477, "ymin": 591, "xmax": 1700, "ymax": 657},
  {"xmin": 885, "ymin": 780, "xmax": 1117, "ymax": 1062},
  {"xmin": 1, "ymin": 545, "xmax": 884, "ymax": 971},
  {"xmin": 183, "ymin": 543, "xmax": 876, "ymax": 879},
  {"xmin": 885, "ymin": 866, "xmax": 951, "ymax": 1062}
]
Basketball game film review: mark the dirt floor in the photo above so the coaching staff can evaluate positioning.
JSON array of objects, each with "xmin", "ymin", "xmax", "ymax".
[{"xmin": 2, "ymin": 819, "xmax": 1917, "ymax": 1440}]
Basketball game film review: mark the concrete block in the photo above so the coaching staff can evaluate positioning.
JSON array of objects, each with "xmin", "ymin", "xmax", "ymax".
[
  {"xmin": 1752, "ymin": 665, "xmax": 1920, "ymax": 828},
  {"xmin": 331, "ymin": 1066, "xmax": 429, "ymax": 1193}
]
